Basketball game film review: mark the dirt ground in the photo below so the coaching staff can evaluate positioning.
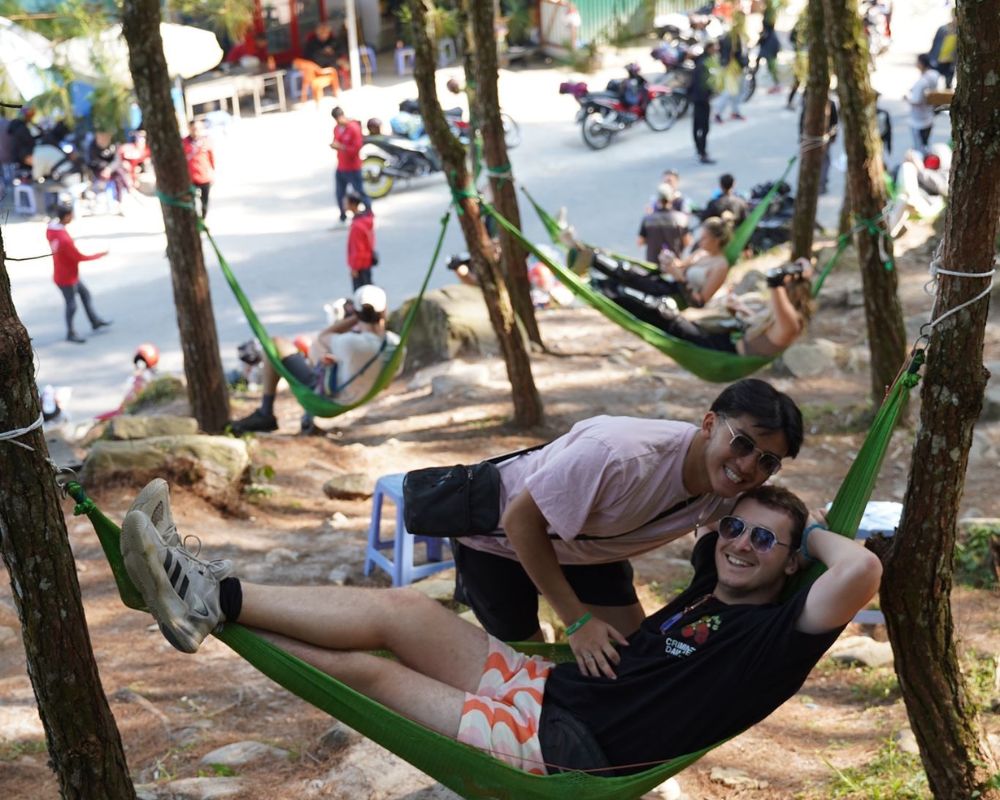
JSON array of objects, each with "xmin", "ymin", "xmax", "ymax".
[{"xmin": 2, "ymin": 225, "xmax": 999, "ymax": 799}]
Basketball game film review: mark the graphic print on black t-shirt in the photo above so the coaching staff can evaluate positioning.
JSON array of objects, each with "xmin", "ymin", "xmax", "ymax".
[{"xmin": 540, "ymin": 532, "xmax": 846, "ymax": 775}]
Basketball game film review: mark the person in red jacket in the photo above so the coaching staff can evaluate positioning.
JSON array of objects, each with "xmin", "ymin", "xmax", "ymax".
[
  {"xmin": 183, "ymin": 119, "xmax": 215, "ymax": 218},
  {"xmin": 345, "ymin": 187, "xmax": 376, "ymax": 290},
  {"xmin": 46, "ymin": 204, "xmax": 111, "ymax": 343},
  {"xmin": 330, "ymin": 106, "xmax": 370, "ymax": 223}
]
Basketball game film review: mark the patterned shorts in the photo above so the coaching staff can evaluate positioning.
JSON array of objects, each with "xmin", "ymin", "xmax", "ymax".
[{"xmin": 456, "ymin": 636, "xmax": 555, "ymax": 775}]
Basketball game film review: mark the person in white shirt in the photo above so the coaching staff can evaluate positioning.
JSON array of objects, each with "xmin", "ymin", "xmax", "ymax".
[
  {"xmin": 905, "ymin": 53, "xmax": 941, "ymax": 152},
  {"xmin": 229, "ymin": 285, "xmax": 400, "ymax": 435}
]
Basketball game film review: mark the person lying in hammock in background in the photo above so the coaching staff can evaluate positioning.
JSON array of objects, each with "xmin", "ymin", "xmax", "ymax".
[
  {"xmin": 615, "ymin": 258, "xmax": 814, "ymax": 358},
  {"xmin": 228, "ymin": 285, "xmax": 399, "ymax": 436},
  {"xmin": 591, "ymin": 216, "xmax": 733, "ymax": 311},
  {"xmin": 121, "ymin": 480, "xmax": 881, "ymax": 777}
]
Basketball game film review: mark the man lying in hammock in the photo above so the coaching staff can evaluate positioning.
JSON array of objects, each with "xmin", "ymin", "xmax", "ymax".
[
  {"xmin": 122, "ymin": 480, "xmax": 881, "ymax": 776},
  {"xmin": 614, "ymin": 258, "xmax": 815, "ymax": 359},
  {"xmin": 453, "ymin": 379, "xmax": 801, "ymax": 676},
  {"xmin": 229, "ymin": 285, "xmax": 399, "ymax": 435}
]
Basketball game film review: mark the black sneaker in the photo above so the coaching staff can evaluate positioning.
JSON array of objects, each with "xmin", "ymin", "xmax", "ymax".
[
  {"xmin": 699, "ymin": 155, "xmax": 717, "ymax": 164},
  {"xmin": 92, "ymin": 319, "xmax": 113, "ymax": 331},
  {"xmin": 67, "ymin": 332, "xmax": 86, "ymax": 344},
  {"xmin": 229, "ymin": 409, "xmax": 278, "ymax": 435}
]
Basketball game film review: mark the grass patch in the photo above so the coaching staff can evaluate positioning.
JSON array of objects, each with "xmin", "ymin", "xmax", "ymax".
[
  {"xmin": 0, "ymin": 740, "xmax": 46, "ymax": 761},
  {"xmin": 124, "ymin": 375, "xmax": 186, "ymax": 413},
  {"xmin": 824, "ymin": 737, "xmax": 929, "ymax": 799},
  {"xmin": 849, "ymin": 666, "xmax": 901, "ymax": 706},
  {"xmin": 955, "ymin": 522, "xmax": 999, "ymax": 589}
]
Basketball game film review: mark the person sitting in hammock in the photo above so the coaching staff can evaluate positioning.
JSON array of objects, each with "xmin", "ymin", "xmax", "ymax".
[
  {"xmin": 616, "ymin": 258, "xmax": 814, "ymax": 358},
  {"xmin": 121, "ymin": 479, "xmax": 881, "ymax": 776},
  {"xmin": 589, "ymin": 216, "xmax": 733, "ymax": 311},
  {"xmin": 229, "ymin": 285, "xmax": 399, "ymax": 435}
]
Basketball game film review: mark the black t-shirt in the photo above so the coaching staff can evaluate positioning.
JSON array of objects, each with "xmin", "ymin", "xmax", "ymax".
[
  {"xmin": 704, "ymin": 194, "xmax": 748, "ymax": 225},
  {"xmin": 638, "ymin": 209, "xmax": 689, "ymax": 262},
  {"xmin": 540, "ymin": 532, "xmax": 843, "ymax": 775}
]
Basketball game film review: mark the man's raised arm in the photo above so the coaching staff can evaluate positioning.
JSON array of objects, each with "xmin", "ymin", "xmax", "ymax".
[{"xmin": 795, "ymin": 527, "xmax": 883, "ymax": 635}]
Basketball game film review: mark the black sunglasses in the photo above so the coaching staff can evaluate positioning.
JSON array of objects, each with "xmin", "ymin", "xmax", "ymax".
[
  {"xmin": 718, "ymin": 515, "xmax": 791, "ymax": 553},
  {"xmin": 721, "ymin": 418, "xmax": 783, "ymax": 476}
]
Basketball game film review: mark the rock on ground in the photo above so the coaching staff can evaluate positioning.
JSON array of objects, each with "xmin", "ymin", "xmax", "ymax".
[
  {"xmin": 826, "ymin": 635, "xmax": 895, "ymax": 668},
  {"xmin": 199, "ymin": 740, "xmax": 290, "ymax": 766},
  {"xmin": 108, "ymin": 415, "xmax": 199, "ymax": 440}
]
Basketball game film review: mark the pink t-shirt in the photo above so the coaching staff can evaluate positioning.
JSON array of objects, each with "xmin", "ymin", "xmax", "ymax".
[{"xmin": 462, "ymin": 416, "xmax": 735, "ymax": 565}]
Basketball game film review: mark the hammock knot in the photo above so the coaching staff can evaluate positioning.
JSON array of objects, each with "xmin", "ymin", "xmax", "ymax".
[
  {"xmin": 73, "ymin": 498, "xmax": 96, "ymax": 516},
  {"xmin": 156, "ymin": 186, "xmax": 198, "ymax": 212}
]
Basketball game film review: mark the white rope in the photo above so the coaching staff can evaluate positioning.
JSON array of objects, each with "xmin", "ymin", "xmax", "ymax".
[
  {"xmin": 924, "ymin": 259, "xmax": 997, "ymax": 332},
  {"xmin": 0, "ymin": 412, "xmax": 44, "ymax": 450}
]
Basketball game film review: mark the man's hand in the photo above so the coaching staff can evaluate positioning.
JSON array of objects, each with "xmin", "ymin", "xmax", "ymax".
[
  {"xmin": 568, "ymin": 617, "xmax": 628, "ymax": 679},
  {"xmin": 321, "ymin": 354, "xmax": 336, "ymax": 365}
]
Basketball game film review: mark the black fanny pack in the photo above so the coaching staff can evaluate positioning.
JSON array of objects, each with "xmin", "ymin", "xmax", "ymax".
[{"xmin": 402, "ymin": 444, "xmax": 547, "ymax": 537}]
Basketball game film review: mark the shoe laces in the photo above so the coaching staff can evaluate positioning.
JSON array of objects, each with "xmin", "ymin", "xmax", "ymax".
[{"xmin": 176, "ymin": 535, "xmax": 229, "ymax": 574}]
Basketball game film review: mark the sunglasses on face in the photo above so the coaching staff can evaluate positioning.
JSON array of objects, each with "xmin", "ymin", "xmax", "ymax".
[
  {"xmin": 721, "ymin": 418, "xmax": 783, "ymax": 476},
  {"xmin": 718, "ymin": 515, "xmax": 792, "ymax": 553}
]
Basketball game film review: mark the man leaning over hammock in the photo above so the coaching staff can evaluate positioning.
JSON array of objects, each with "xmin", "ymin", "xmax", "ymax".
[{"xmin": 122, "ymin": 479, "xmax": 880, "ymax": 775}]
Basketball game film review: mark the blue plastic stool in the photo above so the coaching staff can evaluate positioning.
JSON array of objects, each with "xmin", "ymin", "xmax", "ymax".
[
  {"xmin": 364, "ymin": 473, "xmax": 453, "ymax": 586},
  {"xmin": 395, "ymin": 46, "xmax": 416, "ymax": 75}
]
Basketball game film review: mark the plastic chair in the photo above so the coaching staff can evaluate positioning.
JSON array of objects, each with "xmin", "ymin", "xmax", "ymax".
[
  {"xmin": 437, "ymin": 37, "xmax": 458, "ymax": 67},
  {"xmin": 13, "ymin": 182, "xmax": 36, "ymax": 216},
  {"xmin": 395, "ymin": 46, "xmax": 416, "ymax": 75},
  {"xmin": 364, "ymin": 473, "xmax": 454, "ymax": 587},
  {"xmin": 358, "ymin": 45, "xmax": 377, "ymax": 77}
]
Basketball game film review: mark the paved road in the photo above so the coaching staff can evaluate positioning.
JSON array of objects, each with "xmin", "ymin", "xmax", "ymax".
[{"xmin": 3, "ymin": 0, "xmax": 950, "ymax": 421}]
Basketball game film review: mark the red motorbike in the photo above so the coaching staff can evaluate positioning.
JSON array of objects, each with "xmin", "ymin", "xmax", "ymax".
[{"xmin": 560, "ymin": 63, "xmax": 682, "ymax": 150}]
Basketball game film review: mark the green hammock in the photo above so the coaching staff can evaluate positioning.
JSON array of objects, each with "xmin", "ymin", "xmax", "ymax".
[
  {"xmin": 202, "ymin": 212, "xmax": 451, "ymax": 418},
  {"xmin": 485, "ymin": 199, "xmax": 776, "ymax": 382},
  {"xmin": 66, "ymin": 350, "xmax": 921, "ymax": 800}
]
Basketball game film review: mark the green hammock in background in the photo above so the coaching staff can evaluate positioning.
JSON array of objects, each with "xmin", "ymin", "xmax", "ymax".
[
  {"xmin": 67, "ymin": 349, "xmax": 922, "ymax": 800},
  {"xmin": 201, "ymin": 212, "xmax": 450, "ymax": 418},
  {"xmin": 485, "ymin": 199, "xmax": 775, "ymax": 382}
]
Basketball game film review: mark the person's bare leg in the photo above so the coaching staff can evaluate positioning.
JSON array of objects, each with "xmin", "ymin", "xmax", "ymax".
[
  {"xmin": 238, "ymin": 583, "xmax": 490, "ymax": 694},
  {"xmin": 252, "ymin": 630, "xmax": 466, "ymax": 736},
  {"xmin": 259, "ymin": 336, "xmax": 300, "ymax": 395}
]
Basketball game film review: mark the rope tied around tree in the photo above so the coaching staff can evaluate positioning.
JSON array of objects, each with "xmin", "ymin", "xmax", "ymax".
[
  {"xmin": 798, "ymin": 132, "xmax": 830, "ymax": 155},
  {"xmin": 0, "ymin": 412, "xmax": 44, "ymax": 450},
  {"xmin": 918, "ymin": 254, "xmax": 997, "ymax": 340},
  {"xmin": 447, "ymin": 173, "xmax": 479, "ymax": 214},
  {"xmin": 485, "ymin": 162, "xmax": 513, "ymax": 188},
  {"xmin": 155, "ymin": 186, "xmax": 198, "ymax": 212},
  {"xmin": 853, "ymin": 212, "xmax": 894, "ymax": 271}
]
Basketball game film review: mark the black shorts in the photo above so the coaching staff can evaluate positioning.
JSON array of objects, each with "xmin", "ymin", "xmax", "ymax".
[
  {"xmin": 281, "ymin": 352, "xmax": 317, "ymax": 387},
  {"xmin": 451, "ymin": 541, "xmax": 639, "ymax": 641}
]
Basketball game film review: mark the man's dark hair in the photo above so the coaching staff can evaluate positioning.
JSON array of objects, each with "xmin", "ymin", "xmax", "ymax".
[
  {"xmin": 331, "ymin": 106, "xmax": 344, "ymax": 119},
  {"xmin": 917, "ymin": 53, "xmax": 932, "ymax": 69},
  {"xmin": 719, "ymin": 173, "xmax": 735, "ymax": 191},
  {"xmin": 710, "ymin": 379, "xmax": 803, "ymax": 458},
  {"xmin": 735, "ymin": 485, "xmax": 808, "ymax": 550}
]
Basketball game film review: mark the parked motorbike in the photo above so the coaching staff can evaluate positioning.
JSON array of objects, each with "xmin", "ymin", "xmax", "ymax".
[
  {"xmin": 393, "ymin": 99, "xmax": 521, "ymax": 150},
  {"xmin": 361, "ymin": 132, "xmax": 444, "ymax": 200},
  {"xmin": 746, "ymin": 180, "xmax": 796, "ymax": 254},
  {"xmin": 560, "ymin": 64, "xmax": 681, "ymax": 150}
]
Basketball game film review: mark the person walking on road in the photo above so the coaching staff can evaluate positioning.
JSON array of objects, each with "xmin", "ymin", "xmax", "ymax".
[
  {"xmin": 330, "ymin": 107, "xmax": 370, "ymax": 224},
  {"xmin": 346, "ymin": 187, "xmax": 376, "ymax": 291},
  {"xmin": 183, "ymin": 119, "xmax": 215, "ymax": 219},
  {"xmin": 46, "ymin": 204, "xmax": 112, "ymax": 343},
  {"xmin": 690, "ymin": 40, "xmax": 720, "ymax": 165},
  {"xmin": 905, "ymin": 54, "xmax": 941, "ymax": 152}
]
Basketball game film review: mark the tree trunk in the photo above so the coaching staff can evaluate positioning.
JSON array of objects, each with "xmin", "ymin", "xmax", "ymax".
[
  {"xmin": 409, "ymin": 0, "xmax": 542, "ymax": 428},
  {"xmin": 121, "ymin": 0, "xmax": 230, "ymax": 432},
  {"xmin": 0, "ymin": 232, "xmax": 137, "ymax": 799},
  {"xmin": 881, "ymin": 2, "xmax": 1000, "ymax": 797},
  {"xmin": 822, "ymin": 0, "xmax": 906, "ymax": 403},
  {"xmin": 465, "ymin": 0, "xmax": 542, "ymax": 348},
  {"xmin": 790, "ymin": 0, "xmax": 828, "ymax": 260}
]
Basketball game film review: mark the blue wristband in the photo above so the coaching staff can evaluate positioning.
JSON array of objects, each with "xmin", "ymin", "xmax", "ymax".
[{"xmin": 801, "ymin": 523, "xmax": 825, "ymax": 561}]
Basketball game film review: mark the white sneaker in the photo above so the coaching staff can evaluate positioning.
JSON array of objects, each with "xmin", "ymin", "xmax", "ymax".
[
  {"xmin": 128, "ymin": 479, "xmax": 233, "ymax": 580},
  {"xmin": 129, "ymin": 479, "xmax": 181, "ymax": 547},
  {"xmin": 122, "ymin": 510, "xmax": 231, "ymax": 653}
]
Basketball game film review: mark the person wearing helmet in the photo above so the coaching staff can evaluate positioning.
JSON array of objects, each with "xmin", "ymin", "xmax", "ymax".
[
  {"xmin": 95, "ymin": 343, "xmax": 159, "ymax": 421},
  {"xmin": 46, "ymin": 204, "xmax": 112, "ymax": 343},
  {"xmin": 229, "ymin": 285, "xmax": 401, "ymax": 435}
]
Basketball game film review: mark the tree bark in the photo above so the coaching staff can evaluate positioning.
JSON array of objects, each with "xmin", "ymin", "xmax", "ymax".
[
  {"xmin": 121, "ymin": 0, "xmax": 230, "ymax": 432},
  {"xmin": 822, "ymin": 0, "xmax": 906, "ymax": 403},
  {"xmin": 409, "ymin": 0, "xmax": 542, "ymax": 428},
  {"xmin": 881, "ymin": 2, "xmax": 1000, "ymax": 797},
  {"xmin": 791, "ymin": 0, "xmax": 828, "ymax": 260},
  {"xmin": 0, "ymin": 232, "xmax": 137, "ymax": 798},
  {"xmin": 465, "ymin": 0, "xmax": 542, "ymax": 348}
]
